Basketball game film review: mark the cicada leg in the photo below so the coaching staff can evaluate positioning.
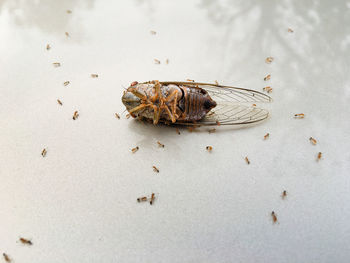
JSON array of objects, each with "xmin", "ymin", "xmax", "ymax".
[
  {"xmin": 163, "ymin": 89, "xmax": 179, "ymax": 120},
  {"xmin": 150, "ymin": 81, "xmax": 179, "ymax": 123},
  {"xmin": 173, "ymin": 91, "xmax": 179, "ymax": 119},
  {"xmin": 129, "ymin": 88, "xmax": 148, "ymax": 101},
  {"xmin": 150, "ymin": 93, "xmax": 158, "ymax": 103},
  {"xmin": 128, "ymin": 103, "xmax": 150, "ymax": 114},
  {"xmin": 149, "ymin": 80, "xmax": 162, "ymax": 103},
  {"xmin": 154, "ymin": 80, "xmax": 162, "ymax": 98},
  {"xmin": 152, "ymin": 104, "xmax": 161, "ymax": 124},
  {"xmin": 129, "ymin": 103, "xmax": 162, "ymax": 124},
  {"xmin": 161, "ymin": 104, "xmax": 175, "ymax": 123}
]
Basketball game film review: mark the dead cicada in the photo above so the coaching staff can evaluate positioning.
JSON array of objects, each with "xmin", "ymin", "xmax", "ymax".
[{"xmin": 122, "ymin": 81, "xmax": 272, "ymax": 126}]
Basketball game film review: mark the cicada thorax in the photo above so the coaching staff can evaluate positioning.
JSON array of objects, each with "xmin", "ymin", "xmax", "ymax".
[{"xmin": 133, "ymin": 83, "xmax": 182, "ymax": 121}]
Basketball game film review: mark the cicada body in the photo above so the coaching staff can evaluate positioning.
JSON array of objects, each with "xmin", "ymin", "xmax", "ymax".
[{"xmin": 122, "ymin": 81, "xmax": 272, "ymax": 126}]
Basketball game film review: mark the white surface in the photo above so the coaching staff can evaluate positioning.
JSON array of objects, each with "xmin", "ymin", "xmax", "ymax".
[{"xmin": 1, "ymin": 0, "xmax": 350, "ymax": 262}]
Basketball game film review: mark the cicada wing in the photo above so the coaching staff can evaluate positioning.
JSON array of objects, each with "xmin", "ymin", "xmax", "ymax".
[
  {"xmin": 175, "ymin": 104, "xmax": 269, "ymax": 126},
  {"xmin": 203, "ymin": 104, "xmax": 269, "ymax": 125},
  {"xmin": 159, "ymin": 82, "xmax": 272, "ymax": 103},
  {"xmin": 198, "ymin": 84, "xmax": 271, "ymax": 125},
  {"xmin": 200, "ymin": 84, "xmax": 272, "ymax": 103}
]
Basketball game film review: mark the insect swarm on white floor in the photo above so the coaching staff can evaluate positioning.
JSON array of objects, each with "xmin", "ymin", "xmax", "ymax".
[
  {"xmin": 150, "ymin": 193, "xmax": 155, "ymax": 205},
  {"xmin": 214, "ymin": 80, "xmax": 219, "ymax": 85},
  {"xmin": 294, "ymin": 113, "xmax": 305, "ymax": 119},
  {"xmin": 153, "ymin": 166, "xmax": 159, "ymax": 173},
  {"xmin": 264, "ymin": 133, "xmax": 270, "ymax": 140},
  {"xmin": 131, "ymin": 146, "xmax": 139, "ymax": 153},
  {"xmin": 150, "ymin": 30, "xmax": 156, "ymax": 35},
  {"xmin": 63, "ymin": 81, "xmax": 70, "ymax": 86},
  {"xmin": 264, "ymin": 74, "xmax": 271, "ymax": 81},
  {"xmin": 67, "ymin": 10, "xmax": 72, "ymax": 14},
  {"xmin": 57, "ymin": 99, "xmax": 63, "ymax": 105},
  {"xmin": 46, "ymin": 44, "xmax": 50, "ymax": 50},
  {"xmin": 52, "ymin": 62, "xmax": 61, "ymax": 67},
  {"xmin": 41, "ymin": 148, "xmax": 47, "ymax": 157},
  {"xmin": 265, "ymin": 57, "xmax": 274, "ymax": 64},
  {"xmin": 271, "ymin": 211, "xmax": 278, "ymax": 223},
  {"xmin": 263, "ymin": 86, "xmax": 272, "ymax": 93},
  {"xmin": 157, "ymin": 141, "xmax": 164, "ymax": 148},
  {"xmin": 91, "ymin": 74, "xmax": 98, "ymax": 78},
  {"xmin": 317, "ymin": 152, "xmax": 322, "ymax": 161},
  {"xmin": 137, "ymin": 196, "xmax": 148, "ymax": 202},
  {"xmin": 186, "ymin": 79, "xmax": 195, "ymax": 82},
  {"xmin": 288, "ymin": 28, "xmax": 294, "ymax": 33},
  {"xmin": 309, "ymin": 137, "xmax": 317, "ymax": 145},
  {"xmin": 3, "ymin": 253, "xmax": 11, "ymax": 262},
  {"xmin": 115, "ymin": 113, "xmax": 120, "ymax": 119},
  {"xmin": 165, "ymin": 58, "xmax": 169, "ymax": 64},
  {"xmin": 65, "ymin": 32, "xmax": 70, "ymax": 37},
  {"xmin": 19, "ymin": 237, "xmax": 33, "ymax": 245},
  {"xmin": 245, "ymin": 156, "xmax": 250, "ymax": 165},
  {"xmin": 72, "ymin": 111, "xmax": 79, "ymax": 120},
  {"xmin": 154, "ymin": 59, "xmax": 160, "ymax": 64},
  {"xmin": 206, "ymin": 146, "xmax": 213, "ymax": 152},
  {"xmin": 281, "ymin": 190, "xmax": 287, "ymax": 199},
  {"xmin": 176, "ymin": 128, "xmax": 180, "ymax": 135}
]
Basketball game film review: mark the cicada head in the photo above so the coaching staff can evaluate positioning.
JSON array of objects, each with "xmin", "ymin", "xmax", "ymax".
[{"xmin": 122, "ymin": 88, "xmax": 142, "ymax": 111}]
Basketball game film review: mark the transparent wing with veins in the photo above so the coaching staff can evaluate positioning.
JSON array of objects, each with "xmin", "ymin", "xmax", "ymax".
[
  {"xmin": 199, "ymin": 103, "xmax": 270, "ymax": 126},
  {"xmin": 159, "ymin": 82, "xmax": 272, "ymax": 126}
]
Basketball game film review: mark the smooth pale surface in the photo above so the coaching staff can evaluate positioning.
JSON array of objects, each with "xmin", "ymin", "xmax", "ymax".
[{"xmin": 0, "ymin": 0, "xmax": 349, "ymax": 262}]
